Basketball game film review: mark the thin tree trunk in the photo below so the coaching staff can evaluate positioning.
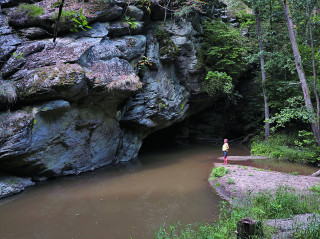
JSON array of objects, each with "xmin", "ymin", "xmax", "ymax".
[
  {"xmin": 282, "ymin": 0, "xmax": 320, "ymax": 146},
  {"xmin": 307, "ymin": 2, "xmax": 320, "ymax": 128},
  {"xmin": 255, "ymin": 11, "xmax": 270, "ymax": 140},
  {"xmin": 53, "ymin": 0, "xmax": 65, "ymax": 43}
]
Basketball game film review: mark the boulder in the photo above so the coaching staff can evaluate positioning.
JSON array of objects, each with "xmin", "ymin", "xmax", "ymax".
[
  {"xmin": 106, "ymin": 21, "xmax": 144, "ymax": 37},
  {"xmin": 0, "ymin": 100, "xmax": 122, "ymax": 177},
  {"xmin": 127, "ymin": 5, "xmax": 144, "ymax": 21},
  {"xmin": 15, "ymin": 63, "xmax": 89, "ymax": 102},
  {"xmin": 0, "ymin": 33, "xmax": 22, "ymax": 63},
  {"xmin": 86, "ymin": 59, "xmax": 141, "ymax": 93},
  {"xmin": 0, "ymin": 175, "xmax": 35, "ymax": 198},
  {"xmin": 79, "ymin": 35, "xmax": 146, "ymax": 66},
  {"xmin": 68, "ymin": 22, "xmax": 109, "ymax": 39},
  {"xmin": 19, "ymin": 27, "xmax": 48, "ymax": 39},
  {"xmin": 90, "ymin": 5, "xmax": 123, "ymax": 22},
  {"xmin": 1, "ymin": 0, "xmax": 42, "ymax": 8}
]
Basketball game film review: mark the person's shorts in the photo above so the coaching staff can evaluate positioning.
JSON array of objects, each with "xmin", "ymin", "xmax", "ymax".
[{"xmin": 223, "ymin": 151, "xmax": 228, "ymax": 157}]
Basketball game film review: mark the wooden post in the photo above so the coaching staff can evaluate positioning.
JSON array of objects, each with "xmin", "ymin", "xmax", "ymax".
[{"xmin": 236, "ymin": 217, "xmax": 263, "ymax": 239}]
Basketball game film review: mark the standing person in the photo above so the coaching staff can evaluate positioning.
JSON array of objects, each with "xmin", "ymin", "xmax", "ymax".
[{"xmin": 222, "ymin": 139, "xmax": 229, "ymax": 165}]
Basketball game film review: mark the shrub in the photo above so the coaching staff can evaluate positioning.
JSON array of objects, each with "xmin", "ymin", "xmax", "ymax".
[
  {"xmin": 18, "ymin": 4, "xmax": 44, "ymax": 19},
  {"xmin": 250, "ymin": 133, "xmax": 320, "ymax": 164},
  {"xmin": 293, "ymin": 214, "xmax": 320, "ymax": 239},
  {"xmin": 310, "ymin": 184, "xmax": 320, "ymax": 195},
  {"xmin": 51, "ymin": 10, "xmax": 74, "ymax": 22},
  {"xmin": 209, "ymin": 166, "xmax": 230, "ymax": 181},
  {"xmin": 201, "ymin": 71, "xmax": 233, "ymax": 96}
]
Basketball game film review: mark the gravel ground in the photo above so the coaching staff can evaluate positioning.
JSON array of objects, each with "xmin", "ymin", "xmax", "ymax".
[
  {"xmin": 211, "ymin": 163, "xmax": 320, "ymax": 201},
  {"xmin": 209, "ymin": 163, "xmax": 320, "ymax": 238}
]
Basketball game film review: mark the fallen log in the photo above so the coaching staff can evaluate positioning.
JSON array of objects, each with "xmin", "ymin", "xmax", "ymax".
[{"xmin": 311, "ymin": 169, "xmax": 320, "ymax": 177}]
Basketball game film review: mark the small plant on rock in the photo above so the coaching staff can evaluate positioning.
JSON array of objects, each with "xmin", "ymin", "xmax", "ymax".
[
  {"xmin": 18, "ymin": 4, "xmax": 44, "ymax": 19},
  {"xmin": 134, "ymin": 56, "xmax": 152, "ymax": 76},
  {"xmin": 70, "ymin": 9, "xmax": 92, "ymax": 32},
  {"xmin": 124, "ymin": 16, "xmax": 139, "ymax": 30}
]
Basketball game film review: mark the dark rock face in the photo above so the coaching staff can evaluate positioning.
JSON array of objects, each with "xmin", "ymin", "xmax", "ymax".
[
  {"xmin": 0, "ymin": 0, "xmax": 219, "ymax": 195},
  {"xmin": 0, "ymin": 100, "xmax": 122, "ymax": 176},
  {"xmin": 0, "ymin": 175, "xmax": 35, "ymax": 198}
]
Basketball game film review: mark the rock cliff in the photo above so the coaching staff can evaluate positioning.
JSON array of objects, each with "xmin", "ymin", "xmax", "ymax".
[{"xmin": 0, "ymin": 0, "xmax": 228, "ymax": 196}]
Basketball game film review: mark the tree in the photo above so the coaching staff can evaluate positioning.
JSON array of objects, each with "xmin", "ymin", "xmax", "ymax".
[
  {"xmin": 282, "ymin": 0, "xmax": 320, "ymax": 146},
  {"xmin": 306, "ymin": 0, "xmax": 320, "ymax": 128},
  {"xmin": 53, "ymin": 0, "xmax": 65, "ymax": 43},
  {"xmin": 255, "ymin": 9, "xmax": 270, "ymax": 140}
]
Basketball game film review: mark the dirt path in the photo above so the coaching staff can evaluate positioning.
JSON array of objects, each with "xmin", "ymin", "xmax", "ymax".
[{"xmin": 210, "ymin": 163, "xmax": 320, "ymax": 202}]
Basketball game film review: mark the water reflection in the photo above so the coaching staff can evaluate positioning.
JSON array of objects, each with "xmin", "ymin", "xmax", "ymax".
[
  {"xmin": 0, "ymin": 144, "xmax": 222, "ymax": 239},
  {"xmin": 0, "ymin": 144, "xmax": 317, "ymax": 239}
]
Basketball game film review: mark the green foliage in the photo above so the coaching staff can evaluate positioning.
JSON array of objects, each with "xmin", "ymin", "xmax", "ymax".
[
  {"xmin": 70, "ymin": 9, "xmax": 91, "ymax": 32},
  {"xmin": 154, "ymin": 27, "xmax": 170, "ymax": 42},
  {"xmin": 154, "ymin": 26, "xmax": 180, "ymax": 59},
  {"xmin": 310, "ymin": 184, "xmax": 320, "ymax": 195},
  {"xmin": 227, "ymin": 177, "xmax": 235, "ymax": 184},
  {"xmin": 201, "ymin": 71, "xmax": 233, "ymax": 96},
  {"xmin": 136, "ymin": 0, "xmax": 151, "ymax": 13},
  {"xmin": 174, "ymin": 0, "xmax": 207, "ymax": 18},
  {"xmin": 201, "ymin": 20, "xmax": 249, "ymax": 79},
  {"xmin": 267, "ymin": 97, "xmax": 315, "ymax": 131},
  {"xmin": 134, "ymin": 56, "xmax": 152, "ymax": 76},
  {"xmin": 51, "ymin": 10, "xmax": 74, "ymax": 22},
  {"xmin": 251, "ymin": 133, "xmax": 320, "ymax": 164},
  {"xmin": 248, "ymin": 186, "xmax": 320, "ymax": 219},
  {"xmin": 154, "ymin": 186, "xmax": 320, "ymax": 239},
  {"xmin": 209, "ymin": 166, "xmax": 230, "ymax": 180},
  {"xmin": 295, "ymin": 130, "xmax": 317, "ymax": 148},
  {"xmin": 124, "ymin": 16, "xmax": 139, "ymax": 30},
  {"xmin": 289, "ymin": 172, "xmax": 299, "ymax": 175},
  {"xmin": 293, "ymin": 215, "xmax": 320, "ymax": 239},
  {"xmin": 18, "ymin": 4, "xmax": 44, "ymax": 19},
  {"xmin": 154, "ymin": 222, "xmax": 215, "ymax": 239},
  {"xmin": 13, "ymin": 52, "xmax": 24, "ymax": 60}
]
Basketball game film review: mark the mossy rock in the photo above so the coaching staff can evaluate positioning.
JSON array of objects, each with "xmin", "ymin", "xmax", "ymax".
[{"xmin": 18, "ymin": 3, "xmax": 44, "ymax": 19}]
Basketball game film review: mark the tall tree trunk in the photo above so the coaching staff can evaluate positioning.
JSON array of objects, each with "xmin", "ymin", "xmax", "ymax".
[
  {"xmin": 53, "ymin": 0, "xmax": 65, "ymax": 43},
  {"xmin": 255, "ymin": 11, "xmax": 270, "ymax": 140},
  {"xmin": 307, "ymin": 2, "xmax": 320, "ymax": 128},
  {"xmin": 282, "ymin": 0, "xmax": 320, "ymax": 146}
]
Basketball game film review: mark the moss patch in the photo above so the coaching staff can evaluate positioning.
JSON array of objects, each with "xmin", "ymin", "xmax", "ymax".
[{"xmin": 18, "ymin": 4, "xmax": 45, "ymax": 19}]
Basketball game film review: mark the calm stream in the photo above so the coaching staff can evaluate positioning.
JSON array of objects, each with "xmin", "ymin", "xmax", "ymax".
[{"xmin": 0, "ymin": 144, "xmax": 317, "ymax": 239}]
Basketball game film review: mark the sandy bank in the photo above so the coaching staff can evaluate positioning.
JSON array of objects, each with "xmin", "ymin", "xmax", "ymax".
[{"xmin": 210, "ymin": 163, "xmax": 320, "ymax": 202}]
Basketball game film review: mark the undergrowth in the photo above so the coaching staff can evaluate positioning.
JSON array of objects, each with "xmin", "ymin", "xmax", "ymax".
[
  {"xmin": 250, "ymin": 133, "xmax": 320, "ymax": 164},
  {"xmin": 293, "ymin": 214, "xmax": 320, "ymax": 239},
  {"xmin": 209, "ymin": 166, "xmax": 230, "ymax": 181},
  {"xmin": 154, "ymin": 186, "xmax": 320, "ymax": 239}
]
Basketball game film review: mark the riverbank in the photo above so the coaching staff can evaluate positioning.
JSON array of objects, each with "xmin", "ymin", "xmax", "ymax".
[
  {"xmin": 211, "ymin": 163, "xmax": 320, "ymax": 202},
  {"xmin": 209, "ymin": 163, "xmax": 320, "ymax": 238}
]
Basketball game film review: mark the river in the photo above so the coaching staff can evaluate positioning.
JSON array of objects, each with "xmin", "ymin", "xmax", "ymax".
[{"xmin": 0, "ymin": 144, "xmax": 317, "ymax": 239}]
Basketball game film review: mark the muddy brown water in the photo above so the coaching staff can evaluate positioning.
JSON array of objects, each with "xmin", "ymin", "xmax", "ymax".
[{"xmin": 0, "ymin": 144, "xmax": 318, "ymax": 239}]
